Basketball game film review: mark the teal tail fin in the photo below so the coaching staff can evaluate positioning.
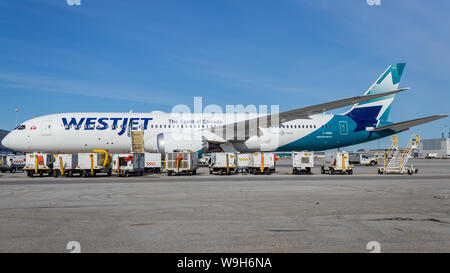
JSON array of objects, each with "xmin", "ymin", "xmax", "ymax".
[{"xmin": 344, "ymin": 63, "xmax": 406, "ymax": 131}]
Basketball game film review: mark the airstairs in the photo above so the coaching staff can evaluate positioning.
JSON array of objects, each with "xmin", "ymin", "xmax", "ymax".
[{"xmin": 378, "ymin": 135, "xmax": 420, "ymax": 175}]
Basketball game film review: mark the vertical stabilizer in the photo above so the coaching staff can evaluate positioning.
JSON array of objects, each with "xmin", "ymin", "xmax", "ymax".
[{"xmin": 344, "ymin": 63, "xmax": 406, "ymax": 130}]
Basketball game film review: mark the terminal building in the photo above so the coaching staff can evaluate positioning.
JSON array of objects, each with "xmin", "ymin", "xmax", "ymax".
[{"xmin": 418, "ymin": 134, "xmax": 450, "ymax": 158}]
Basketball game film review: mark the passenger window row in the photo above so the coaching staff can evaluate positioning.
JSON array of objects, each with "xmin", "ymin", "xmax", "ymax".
[
  {"xmin": 60, "ymin": 123, "xmax": 329, "ymax": 130},
  {"xmin": 280, "ymin": 124, "xmax": 317, "ymax": 129}
]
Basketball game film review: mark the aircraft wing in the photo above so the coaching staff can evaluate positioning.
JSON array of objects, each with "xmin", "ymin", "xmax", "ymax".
[
  {"xmin": 370, "ymin": 114, "xmax": 448, "ymax": 132},
  {"xmin": 210, "ymin": 88, "xmax": 409, "ymax": 141}
]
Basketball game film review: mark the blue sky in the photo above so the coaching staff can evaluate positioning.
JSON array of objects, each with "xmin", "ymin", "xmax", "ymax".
[{"xmin": 0, "ymin": 0, "xmax": 449, "ymax": 149}]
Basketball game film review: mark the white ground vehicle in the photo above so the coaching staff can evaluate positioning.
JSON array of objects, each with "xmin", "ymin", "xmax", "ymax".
[
  {"xmin": 23, "ymin": 153, "xmax": 53, "ymax": 177},
  {"xmin": 425, "ymin": 153, "xmax": 439, "ymax": 159},
  {"xmin": 144, "ymin": 152, "xmax": 162, "ymax": 173},
  {"xmin": 360, "ymin": 154, "xmax": 378, "ymax": 166},
  {"xmin": 165, "ymin": 151, "xmax": 198, "ymax": 176},
  {"xmin": 0, "ymin": 154, "xmax": 25, "ymax": 173},
  {"xmin": 321, "ymin": 151, "xmax": 353, "ymax": 175},
  {"xmin": 349, "ymin": 153, "xmax": 378, "ymax": 166},
  {"xmin": 292, "ymin": 151, "xmax": 314, "ymax": 175},
  {"xmin": 76, "ymin": 150, "xmax": 112, "ymax": 178},
  {"xmin": 249, "ymin": 152, "xmax": 276, "ymax": 175},
  {"xmin": 236, "ymin": 153, "xmax": 251, "ymax": 173},
  {"xmin": 209, "ymin": 152, "xmax": 236, "ymax": 175},
  {"xmin": 113, "ymin": 153, "xmax": 145, "ymax": 177},
  {"xmin": 52, "ymin": 154, "xmax": 78, "ymax": 177}
]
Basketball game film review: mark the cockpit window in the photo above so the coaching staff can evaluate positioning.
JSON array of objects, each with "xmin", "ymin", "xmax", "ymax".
[{"xmin": 16, "ymin": 125, "xmax": 26, "ymax": 130}]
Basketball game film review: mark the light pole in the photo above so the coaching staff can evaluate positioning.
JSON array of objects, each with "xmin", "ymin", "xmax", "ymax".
[{"xmin": 15, "ymin": 108, "xmax": 19, "ymax": 127}]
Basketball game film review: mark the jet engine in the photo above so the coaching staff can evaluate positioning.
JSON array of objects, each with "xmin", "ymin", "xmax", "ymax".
[{"xmin": 144, "ymin": 132, "xmax": 201, "ymax": 154}]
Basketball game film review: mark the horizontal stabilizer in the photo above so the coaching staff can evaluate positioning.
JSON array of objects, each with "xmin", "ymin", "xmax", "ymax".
[{"xmin": 371, "ymin": 114, "xmax": 448, "ymax": 132}]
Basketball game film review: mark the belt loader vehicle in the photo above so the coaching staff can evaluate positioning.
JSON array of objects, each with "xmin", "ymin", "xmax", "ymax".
[
  {"xmin": 321, "ymin": 151, "xmax": 353, "ymax": 175},
  {"xmin": 76, "ymin": 150, "xmax": 112, "ymax": 177},
  {"xmin": 0, "ymin": 154, "xmax": 25, "ymax": 173},
  {"xmin": 144, "ymin": 152, "xmax": 162, "ymax": 173},
  {"xmin": 113, "ymin": 153, "xmax": 145, "ymax": 177},
  {"xmin": 52, "ymin": 154, "xmax": 78, "ymax": 177},
  {"xmin": 292, "ymin": 151, "xmax": 314, "ymax": 175},
  {"xmin": 23, "ymin": 153, "xmax": 53, "ymax": 177},
  {"xmin": 209, "ymin": 152, "xmax": 236, "ymax": 175},
  {"xmin": 165, "ymin": 151, "xmax": 198, "ymax": 176},
  {"xmin": 249, "ymin": 152, "xmax": 276, "ymax": 175}
]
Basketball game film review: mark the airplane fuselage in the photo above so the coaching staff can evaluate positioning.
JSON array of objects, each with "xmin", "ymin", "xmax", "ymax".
[{"xmin": 3, "ymin": 112, "xmax": 395, "ymax": 154}]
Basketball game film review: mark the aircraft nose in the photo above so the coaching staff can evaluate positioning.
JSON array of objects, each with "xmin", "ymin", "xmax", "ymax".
[{"xmin": 1, "ymin": 134, "xmax": 11, "ymax": 149}]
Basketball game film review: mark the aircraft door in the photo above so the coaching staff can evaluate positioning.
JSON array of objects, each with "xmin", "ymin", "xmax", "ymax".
[
  {"xmin": 339, "ymin": 121, "xmax": 348, "ymax": 136},
  {"xmin": 40, "ymin": 120, "xmax": 52, "ymax": 136}
]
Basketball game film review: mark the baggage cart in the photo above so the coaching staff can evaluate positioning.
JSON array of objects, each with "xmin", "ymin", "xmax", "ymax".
[
  {"xmin": 165, "ymin": 151, "xmax": 198, "ymax": 176},
  {"xmin": 76, "ymin": 150, "xmax": 112, "ymax": 177},
  {"xmin": 23, "ymin": 153, "xmax": 53, "ymax": 177},
  {"xmin": 249, "ymin": 152, "xmax": 276, "ymax": 175},
  {"xmin": 292, "ymin": 151, "xmax": 314, "ymax": 175},
  {"xmin": 209, "ymin": 152, "xmax": 236, "ymax": 175},
  {"xmin": 52, "ymin": 154, "xmax": 78, "ymax": 177},
  {"xmin": 113, "ymin": 153, "xmax": 145, "ymax": 177},
  {"xmin": 321, "ymin": 151, "xmax": 353, "ymax": 175},
  {"xmin": 144, "ymin": 153, "xmax": 162, "ymax": 173}
]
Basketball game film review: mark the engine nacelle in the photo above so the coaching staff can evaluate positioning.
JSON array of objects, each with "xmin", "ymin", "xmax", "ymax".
[
  {"xmin": 144, "ymin": 132, "xmax": 202, "ymax": 154},
  {"xmin": 201, "ymin": 137, "xmax": 224, "ymax": 153}
]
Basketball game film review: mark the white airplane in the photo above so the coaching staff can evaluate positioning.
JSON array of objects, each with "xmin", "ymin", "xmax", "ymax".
[{"xmin": 2, "ymin": 63, "xmax": 447, "ymax": 154}]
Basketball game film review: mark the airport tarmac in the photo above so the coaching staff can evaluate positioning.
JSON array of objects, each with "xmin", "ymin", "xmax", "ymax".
[{"xmin": 0, "ymin": 158, "xmax": 449, "ymax": 252}]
